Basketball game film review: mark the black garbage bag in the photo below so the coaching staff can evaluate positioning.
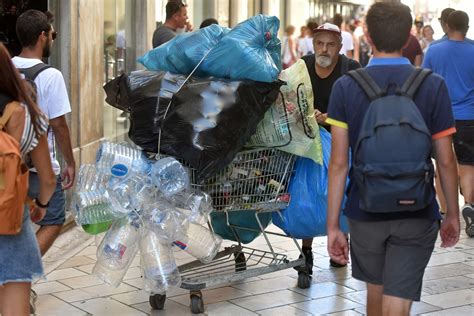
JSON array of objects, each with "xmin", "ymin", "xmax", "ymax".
[{"xmin": 160, "ymin": 79, "xmax": 283, "ymax": 181}]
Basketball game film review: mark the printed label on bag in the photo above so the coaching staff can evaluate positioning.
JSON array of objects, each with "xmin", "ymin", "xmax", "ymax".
[
  {"xmin": 173, "ymin": 240, "xmax": 188, "ymax": 250},
  {"xmin": 111, "ymin": 164, "xmax": 129, "ymax": 177}
]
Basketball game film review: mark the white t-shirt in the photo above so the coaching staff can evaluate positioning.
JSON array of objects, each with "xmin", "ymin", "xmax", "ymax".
[
  {"xmin": 297, "ymin": 36, "xmax": 314, "ymax": 57},
  {"xmin": 340, "ymin": 31, "xmax": 354, "ymax": 56},
  {"xmin": 12, "ymin": 57, "xmax": 71, "ymax": 175}
]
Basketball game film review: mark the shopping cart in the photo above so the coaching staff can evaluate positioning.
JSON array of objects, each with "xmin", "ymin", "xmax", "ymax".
[{"xmin": 149, "ymin": 148, "xmax": 307, "ymax": 313}]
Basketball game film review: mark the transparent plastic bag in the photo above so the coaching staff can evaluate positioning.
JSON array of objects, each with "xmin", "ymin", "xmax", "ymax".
[{"xmin": 247, "ymin": 59, "xmax": 322, "ymax": 164}]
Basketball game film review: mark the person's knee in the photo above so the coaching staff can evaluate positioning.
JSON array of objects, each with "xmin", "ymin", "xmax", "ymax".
[{"xmin": 382, "ymin": 294, "xmax": 412, "ymax": 316}]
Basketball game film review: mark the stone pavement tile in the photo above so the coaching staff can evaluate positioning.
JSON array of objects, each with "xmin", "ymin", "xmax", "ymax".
[
  {"xmin": 53, "ymin": 283, "xmax": 138, "ymax": 303},
  {"xmin": 466, "ymin": 274, "xmax": 474, "ymax": 279},
  {"xmin": 311, "ymin": 268, "xmax": 352, "ymax": 283},
  {"xmin": 422, "ymin": 276, "xmax": 474, "ymax": 295},
  {"xmin": 422, "ymin": 263, "xmax": 474, "ymax": 281},
  {"xmin": 290, "ymin": 281, "xmax": 354, "ymax": 299},
  {"xmin": 463, "ymin": 248, "xmax": 474, "ymax": 255},
  {"xmin": 410, "ymin": 301, "xmax": 442, "ymax": 315},
  {"xmin": 419, "ymin": 305, "xmax": 473, "ymax": 315},
  {"xmin": 76, "ymin": 264, "xmax": 95, "ymax": 274},
  {"xmin": 232, "ymin": 276, "xmax": 297, "ymax": 295},
  {"xmin": 421, "ymin": 289, "xmax": 474, "ymax": 309},
  {"xmin": 335, "ymin": 278, "xmax": 366, "ymax": 292},
  {"xmin": 123, "ymin": 277, "xmax": 145, "ymax": 289},
  {"xmin": 257, "ymin": 267, "xmax": 298, "ymax": 280},
  {"xmin": 35, "ymin": 294, "xmax": 88, "ymax": 315},
  {"xmin": 124, "ymin": 266, "xmax": 143, "ymax": 280},
  {"xmin": 39, "ymin": 268, "xmax": 88, "ymax": 283},
  {"xmin": 231, "ymin": 289, "xmax": 309, "ymax": 311},
  {"xmin": 58, "ymin": 256, "xmax": 96, "ymax": 269},
  {"xmin": 340, "ymin": 291, "xmax": 366, "ymax": 305},
  {"xmin": 133, "ymin": 299, "xmax": 195, "ymax": 315},
  {"xmin": 170, "ymin": 286, "xmax": 251, "ymax": 306},
  {"xmin": 291, "ymin": 296, "xmax": 363, "ymax": 314},
  {"xmin": 111, "ymin": 289, "xmax": 150, "ymax": 305},
  {"xmin": 72, "ymin": 297, "xmax": 146, "ymax": 315},
  {"xmin": 58, "ymin": 274, "xmax": 105, "ymax": 289},
  {"xmin": 327, "ymin": 311, "xmax": 364, "ymax": 316},
  {"xmin": 205, "ymin": 301, "xmax": 258, "ymax": 315},
  {"xmin": 76, "ymin": 246, "xmax": 97, "ymax": 257},
  {"xmin": 312, "ymin": 246, "xmax": 329, "ymax": 257},
  {"xmin": 427, "ymin": 251, "xmax": 472, "ymax": 267},
  {"xmin": 257, "ymin": 305, "xmax": 311, "ymax": 315},
  {"xmin": 32, "ymin": 281, "xmax": 71, "ymax": 295}
]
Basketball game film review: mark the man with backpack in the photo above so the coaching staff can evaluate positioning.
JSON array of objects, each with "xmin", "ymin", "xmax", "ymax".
[
  {"xmin": 11, "ymin": 10, "xmax": 75, "ymax": 311},
  {"xmin": 325, "ymin": 3, "xmax": 460, "ymax": 315},
  {"xmin": 295, "ymin": 23, "xmax": 360, "ymax": 277}
]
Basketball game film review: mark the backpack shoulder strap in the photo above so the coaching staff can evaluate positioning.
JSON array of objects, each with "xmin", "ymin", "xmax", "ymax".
[
  {"xmin": 18, "ymin": 63, "xmax": 52, "ymax": 81},
  {"xmin": 0, "ymin": 93, "xmax": 13, "ymax": 114},
  {"xmin": 0, "ymin": 102, "xmax": 20, "ymax": 130},
  {"xmin": 347, "ymin": 68, "xmax": 383, "ymax": 101},
  {"xmin": 400, "ymin": 67, "xmax": 432, "ymax": 99}
]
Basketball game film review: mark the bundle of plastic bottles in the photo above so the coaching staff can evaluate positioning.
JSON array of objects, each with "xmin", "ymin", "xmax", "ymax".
[{"xmin": 72, "ymin": 141, "xmax": 223, "ymax": 294}]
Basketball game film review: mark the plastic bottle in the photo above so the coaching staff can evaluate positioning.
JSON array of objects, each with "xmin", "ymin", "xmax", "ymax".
[
  {"xmin": 76, "ymin": 164, "xmax": 110, "ymax": 192},
  {"xmin": 140, "ymin": 230, "xmax": 181, "ymax": 294},
  {"xmin": 72, "ymin": 190, "xmax": 118, "ymax": 225},
  {"xmin": 93, "ymin": 248, "xmax": 137, "ymax": 287},
  {"xmin": 143, "ymin": 201, "xmax": 189, "ymax": 243},
  {"xmin": 174, "ymin": 222, "xmax": 222, "ymax": 263},
  {"xmin": 151, "ymin": 157, "xmax": 190, "ymax": 197},
  {"xmin": 169, "ymin": 190, "xmax": 213, "ymax": 224},
  {"xmin": 96, "ymin": 216, "xmax": 141, "ymax": 271},
  {"xmin": 108, "ymin": 174, "xmax": 156, "ymax": 214},
  {"xmin": 96, "ymin": 141, "xmax": 151, "ymax": 178}
]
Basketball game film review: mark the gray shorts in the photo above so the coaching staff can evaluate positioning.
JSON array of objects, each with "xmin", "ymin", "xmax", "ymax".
[
  {"xmin": 348, "ymin": 218, "xmax": 439, "ymax": 301},
  {"xmin": 28, "ymin": 173, "xmax": 66, "ymax": 226}
]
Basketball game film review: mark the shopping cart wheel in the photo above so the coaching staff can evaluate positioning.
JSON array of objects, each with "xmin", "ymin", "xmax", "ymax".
[
  {"xmin": 190, "ymin": 290, "xmax": 204, "ymax": 314},
  {"xmin": 297, "ymin": 272, "xmax": 311, "ymax": 289},
  {"xmin": 149, "ymin": 293, "xmax": 166, "ymax": 310},
  {"xmin": 234, "ymin": 251, "xmax": 247, "ymax": 272}
]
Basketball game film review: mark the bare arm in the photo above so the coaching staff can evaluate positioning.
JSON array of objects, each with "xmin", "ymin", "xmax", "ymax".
[
  {"xmin": 49, "ymin": 115, "xmax": 75, "ymax": 189},
  {"xmin": 288, "ymin": 37, "xmax": 297, "ymax": 61},
  {"xmin": 414, "ymin": 54, "xmax": 423, "ymax": 67},
  {"xmin": 327, "ymin": 126, "xmax": 350, "ymax": 264},
  {"xmin": 433, "ymin": 135, "xmax": 460, "ymax": 247}
]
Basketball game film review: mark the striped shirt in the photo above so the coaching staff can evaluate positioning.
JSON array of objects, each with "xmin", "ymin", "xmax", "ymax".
[{"xmin": 19, "ymin": 102, "xmax": 49, "ymax": 157}]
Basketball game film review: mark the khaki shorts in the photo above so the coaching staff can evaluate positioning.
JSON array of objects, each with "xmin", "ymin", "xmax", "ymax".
[{"xmin": 348, "ymin": 218, "xmax": 439, "ymax": 301}]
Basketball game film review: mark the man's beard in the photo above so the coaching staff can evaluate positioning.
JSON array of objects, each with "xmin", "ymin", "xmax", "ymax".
[
  {"xmin": 42, "ymin": 42, "xmax": 51, "ymax": 58},
  {"xmin": 315, "ymin": 55, "xmax": 332, "ymax": 68}
]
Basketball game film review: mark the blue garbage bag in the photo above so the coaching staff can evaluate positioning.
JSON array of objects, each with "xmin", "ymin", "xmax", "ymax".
[
  {"xmin": 199, "ymin": 15, "xmax": 282, "ymax": 82},
  {"xmin": 210, "ymin": 211, "xmax": 272, "ymax": 244},
  {"xmin": 138, "ymin": 24, "xmax": 230, "ymax": 75},
  {"xmin": 272, "ymin": 128, "xmax": 349, "ymax": 239}
]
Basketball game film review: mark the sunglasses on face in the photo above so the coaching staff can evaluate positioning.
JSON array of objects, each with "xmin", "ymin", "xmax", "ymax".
[{"xmin": 42, "ymin": 29, "xmax": 57, "ymax": 40}]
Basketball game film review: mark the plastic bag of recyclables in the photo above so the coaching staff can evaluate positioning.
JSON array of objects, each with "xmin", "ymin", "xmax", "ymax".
[
  {"xmin": 138, "ymin": 15, "xmax": 281, "ymax": 83},
  {"xmin": 246, "ymin": 59, "xmax": 323, "ymax": 164},
  {"xmin": 71, "ymin": 141, "xmax": 222, "ymax": 292}
]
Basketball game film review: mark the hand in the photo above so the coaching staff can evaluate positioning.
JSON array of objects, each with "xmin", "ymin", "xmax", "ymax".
[
  {"xmin": 185, "ymin": 21, "xmax": 194, "ymax": 32},
  {"xmin": 315, "ymin": 110, "xmax": 328, "ymax": 125},
  {"xmin": 61, "ymin": 164, "xmax": 76, "ymax": 190},
  {"xmin": 327, "ymin": 228, "xmax": 349, "ymax": 265},
  {"xmin": 30, "ymin": 205, "xmax": 46, "ymax": 223},
  {"xmin": 440, "ymin": 214, "xmax": 460, "ymax": 248}
]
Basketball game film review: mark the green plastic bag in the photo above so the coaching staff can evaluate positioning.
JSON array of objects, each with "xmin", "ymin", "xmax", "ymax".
[
  {"xmin": 246, "ymin": 59, "xmax": 322, "ymax": 164},
  {"xmin": 210, "ymin": 210, "xmax": 272, "ymax": 244}
]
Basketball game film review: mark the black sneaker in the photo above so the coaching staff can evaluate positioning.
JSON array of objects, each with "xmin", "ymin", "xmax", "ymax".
[
  {"xmin": 329, "ymin": 258, "xmax": 347, "ymax": 268},
  {"xmin": 294, "ymin": 247, "xmax": 313, "ymax": 275},
  {"xmin": 462, "ymin": 204, "xmax": 474, "ymax": 237}
]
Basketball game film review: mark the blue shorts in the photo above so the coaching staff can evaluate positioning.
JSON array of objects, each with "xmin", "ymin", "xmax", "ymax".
[{"xmin": 28, "ymin": 173, "xmax": 66, "ymax": 226}]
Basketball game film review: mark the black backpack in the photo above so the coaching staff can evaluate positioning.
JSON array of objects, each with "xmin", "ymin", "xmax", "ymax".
[
  {"xmin": 347, "ymin": 67, "xmax": 434, "ymax": 213},
  {"xmin": 17, "ymin": 63, "xmax": 51, "ymax": 101}
]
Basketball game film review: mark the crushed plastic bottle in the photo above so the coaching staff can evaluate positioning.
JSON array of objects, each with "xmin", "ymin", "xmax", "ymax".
[
  {"xmin": 140, "ymin": 230, "xmax": 181, "ymax": 294},
  {"xmin": 108, "ymin": 174, "xmax": 156, "ymax": 214},
  {"xmin": 96, "ymin": 141, "xmax": 151, "ymax": 178},
  {"xmin": 174, "ymin": 222, "xmax": 222, "ymax": 263},
  {"xmin": 143, "ymin": 201, "xmax": 189, "ymax": 243},
  {"xmin": 169, "ymin": 190, "xmax": 213, "ymax": 224},
  {"xmin": 151, "ymin": 157, "xmax": 190, "ymax": 197}
]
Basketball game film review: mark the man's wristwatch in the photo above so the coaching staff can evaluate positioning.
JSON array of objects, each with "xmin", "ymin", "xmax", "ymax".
[{"xmin": 34, "ymin": 198, "xmax": 50, "ymax": 208}]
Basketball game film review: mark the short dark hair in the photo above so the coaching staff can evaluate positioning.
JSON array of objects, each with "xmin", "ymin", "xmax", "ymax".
[
  {"xmin": 307, "ymin": 21, "xmax": 319, "ymax": 33},
  {"xmin": 16, "ymin": 10, "xmax": 54, "ymax": 48},
  {"xmin": 333, "ymin": 13, "xmax": 343, "ymax": 28},
  {"xmin": 366, "ymin": 2, "xmax": 412, "ymax": 53},
  {"xmin": 166, "ymin": 0, "xmax": 186, "ymax": 21},
  {"xmin": 439, "ymin": 8, "xmax": 455, "ymax": 24},
  {"xmin": 448, "ymin": 10, "xmax": 469, "ymax": 36},
  {"xmin": 199, "ymin": 18, "xmax": 218, "ymax": 29}
]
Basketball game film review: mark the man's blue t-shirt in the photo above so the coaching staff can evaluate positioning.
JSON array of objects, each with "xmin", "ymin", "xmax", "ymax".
[
  {"xmin": 423, "ymin": 40, "xmax": 474, "ymax": 120},
  {"xmin": 327, "ymin": 57, "xmax": 455, "ymax": 222}
]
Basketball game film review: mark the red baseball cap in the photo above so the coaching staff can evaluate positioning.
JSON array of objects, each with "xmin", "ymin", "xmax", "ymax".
[{"xmin": 313, "ymin": 23, "xmax": 342, "ymax": 39}]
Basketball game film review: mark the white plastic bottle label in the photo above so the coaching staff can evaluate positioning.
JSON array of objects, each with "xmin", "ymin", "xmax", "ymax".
[{"xmin": 103, "ymin": 243, "xmax": 127, "ymax": 259}]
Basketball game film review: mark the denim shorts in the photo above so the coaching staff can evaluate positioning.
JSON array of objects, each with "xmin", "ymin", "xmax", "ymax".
[
  {"xmin": 28, "ymin": 173, "xmax": 66, "ymax": 226},
  {"xmin": 348, "ymin": 218, "xmax": 439, "ymax": 301},
  {"xmin": 0, "ymin": 207, "xmax": 43, "ymax": 285}
]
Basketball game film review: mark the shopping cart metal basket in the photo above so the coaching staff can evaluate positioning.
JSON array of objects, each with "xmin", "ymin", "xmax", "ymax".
[{"xmin": 149, "ymin": 148, "xmax": 307, "ymax": 313}]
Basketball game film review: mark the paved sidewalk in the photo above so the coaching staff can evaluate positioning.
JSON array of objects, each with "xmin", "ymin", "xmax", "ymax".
[{"xmin": 33, "ymin": 213, "xmax": 474, "ymax": 315}]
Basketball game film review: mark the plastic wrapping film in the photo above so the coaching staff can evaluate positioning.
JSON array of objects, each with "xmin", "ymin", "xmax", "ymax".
[{"xmin": 246, "ymin": 59, "xmax": 322, "ymax": 164}]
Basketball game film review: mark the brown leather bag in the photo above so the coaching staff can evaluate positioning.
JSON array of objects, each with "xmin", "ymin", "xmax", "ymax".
[{"xmin": 0, "ymin": 102, "xmax": 29, "ymax": 235}]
